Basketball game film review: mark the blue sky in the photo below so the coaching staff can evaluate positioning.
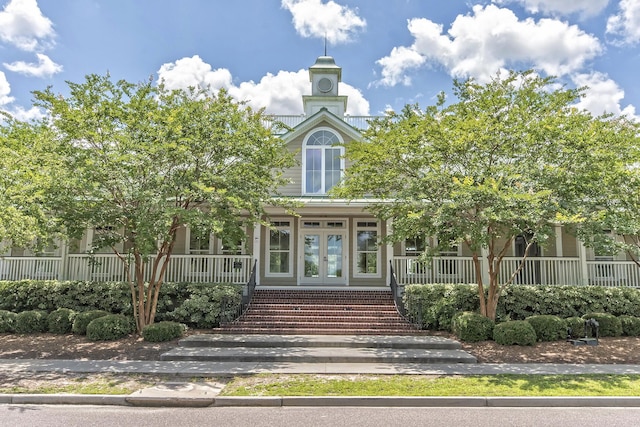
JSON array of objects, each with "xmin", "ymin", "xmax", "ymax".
[{"xmin": 1, "ymin": 0, "xmax": 639, "ymax": 121}]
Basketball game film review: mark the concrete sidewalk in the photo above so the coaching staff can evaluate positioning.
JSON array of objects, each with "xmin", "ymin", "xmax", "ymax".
[{"xmin": 2, "ymin": 359, "xmax": 640, "ymax": 407}]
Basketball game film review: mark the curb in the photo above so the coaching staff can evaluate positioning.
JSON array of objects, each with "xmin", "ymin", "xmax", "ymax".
[{"xmin": 4, "ymin": 394, "xmax": 640, "ymax": 407}]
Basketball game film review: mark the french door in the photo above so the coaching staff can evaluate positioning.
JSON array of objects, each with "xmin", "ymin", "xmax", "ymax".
[{"xmin": 300, "ymin": 221, "xmax": 347, "ymax": 285}]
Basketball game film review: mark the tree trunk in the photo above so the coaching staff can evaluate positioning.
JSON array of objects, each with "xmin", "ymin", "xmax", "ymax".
[{"xmin": 472, "ymin": 253, "xmax": 487, "ymax": 317}]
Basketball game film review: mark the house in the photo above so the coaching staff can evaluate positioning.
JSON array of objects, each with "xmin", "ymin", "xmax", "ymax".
[{"xmin": 1, "ymin": 55, "xmax": 638, "ymax": 289}]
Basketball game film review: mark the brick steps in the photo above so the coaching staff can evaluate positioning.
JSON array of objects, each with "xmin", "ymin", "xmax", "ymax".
[{"xmin": 218, "ymin": 289, "xmax": 418, "ymax": 335}]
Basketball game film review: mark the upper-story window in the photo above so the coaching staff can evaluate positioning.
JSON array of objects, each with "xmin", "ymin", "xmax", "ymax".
[{"xmin": 303, "ymin": 129, "xmax": 344, "ymax": 195}]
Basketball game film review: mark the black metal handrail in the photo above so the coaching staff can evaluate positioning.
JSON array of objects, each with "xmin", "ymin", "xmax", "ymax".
[
  {"xmin": 389, "ymin": 261, "xmax": 422, "ymax": 329},
  {"xmin": 220, "ymin": 259, "xmax": 257, "ymax": 326}
]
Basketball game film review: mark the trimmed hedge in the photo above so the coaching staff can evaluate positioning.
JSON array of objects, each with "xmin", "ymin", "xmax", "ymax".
[
  {"xmin": 72, "ymin": 310, "xmax": 110, "ymax": 335},
  {"xmin": 582, "ymin": 312, "xmax": 622, "ymax": 337},
  {"xmin": 0, "ymin": 310, "xmax": 17, "ymax": 333},
  {"xmin": 619, "ymin": 315, "xmax": 640, "ymax": 337},
  {"xmin": 142, "ymin": 321, "xmax": 186, "ymax": 342},
  {"xmin": 451, "ymin": 311, "xmax": 494, "ymax": 342},
  {"xmin": 47, "ymin": 308, "xmax": 76, "ymax": 334},
  {"xmin": 493, "ymin": 320, "xmax": 537, "ymax": 346},
  {"xmin": 525, "ymin": 315, "xmax": 566, "ymax": 342},
  {"xmin": 14, "ymin": 310, "xmax": 48, "ymax": 334},
  {"xmin": 86, "ymin": 314, "xmax": 135, "ymax": 341},
  {"xmin": 404, "ymin": 284, "xmax": 640, "ymax": 330},
  {"xmin": 0, "ymin": 281, "xmax": 243, "ymax": 329}
]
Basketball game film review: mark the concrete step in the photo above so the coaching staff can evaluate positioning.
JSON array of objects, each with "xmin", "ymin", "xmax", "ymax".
[
  {"xmin": 176, "ymin": 334, "xmax": 463, "ymax": 350},
  {"xmin": 160, "ymin": 346, "xmax": 476, "ymax": 364}
]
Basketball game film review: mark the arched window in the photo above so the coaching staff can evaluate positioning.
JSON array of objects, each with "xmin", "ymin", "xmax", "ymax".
[{"xmin": 303, "ymin": 129, "xmax": 343, "ymax": 194}]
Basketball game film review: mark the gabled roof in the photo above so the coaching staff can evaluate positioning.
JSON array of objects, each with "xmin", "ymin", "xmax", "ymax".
[{"xmin": 280, "ymin": 107, "xmax": 363, "ymax": 144}]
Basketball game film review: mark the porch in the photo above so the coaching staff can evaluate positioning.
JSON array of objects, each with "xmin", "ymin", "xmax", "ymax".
[
  {"xmin": 2, "ymin": 253, "xmax": 640, "ymax": 287},
  {"xmin": 391, "ymin": 256, "xmax": 640, "ymax": 287},
  {"xmin": 0, "ymin": 254, "xmax": 253, "ymax": 284}
]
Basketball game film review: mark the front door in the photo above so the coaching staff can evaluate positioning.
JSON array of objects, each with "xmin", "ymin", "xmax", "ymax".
[{"xmin": 300, "ymin": 220, "xmax": 347, "ymax": 285}]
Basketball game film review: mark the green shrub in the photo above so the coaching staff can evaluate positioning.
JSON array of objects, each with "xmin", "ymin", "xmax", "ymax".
[
  {"xmin": 582, "ymin": 312, "xmax": 622, "ymax": 337},
  {"xmin": 164, "ymin": 283, "xmax": 244, "ymax": 328},
  {"xmin": 403, "ymin": 284, "xmax": 479, "ymax": 330},
  {"xmin": 142, "ymin": 321, "xmax": 186, "ymax": 342},
  {"xmin": 86, "ymin": 314, "xmax": 135, "ymax": 341},
  {"xmin": 0, "ymin": 310, "xmax": 17, "ymax": 333},
  {"xmin": 619, "ymin": 315, "xmax": 640, "ymax": 337},
  {"xmin": 14, "ymin": 310, "xmax": 49, "ymax": 334},
  {"xmin": 493, "ymin": 320, "xmax": 537, "ymax": 346},
  {"xmin": 451, "ymin": 311, "xmax": 494, "ymax": 342},
  {"xmin": 565, "ymin": 317, "xmax": 585, "ymax": 338},
  {"xmin": 47, "ymin": 308, "xmax": 76, "ymax": 334},
  {"xmin": 525, "ymin": 315, "xmax": 566, "ymax": 342},
  {"xmin": 72, "ymin": 310, "xmax": 110, "ymax": 335}
]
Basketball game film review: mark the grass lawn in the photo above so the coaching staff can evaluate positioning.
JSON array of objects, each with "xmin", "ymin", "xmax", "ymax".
[
  {"xmin": 5, "ymin": 373, "xmax": 640, "ymax": 396},
  {"xmin": 221, "ymin": 374, "xmax": 640, "ymax": 397}
]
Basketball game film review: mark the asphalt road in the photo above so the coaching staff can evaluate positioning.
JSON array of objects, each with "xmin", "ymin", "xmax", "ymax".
[{"xmin": 3, "ymin": 405, "xmax": 640, "ymax": 427}]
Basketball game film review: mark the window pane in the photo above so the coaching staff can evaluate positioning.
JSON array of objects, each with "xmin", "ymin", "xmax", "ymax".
[
  {"xmin": 357, "ymin": 252, "xmax": 377, "ymax": 274},
  {"xmin": 357, "ymin": 231, "xmax": 377, "ymax": 251},
  {"xmin": 306, "ymin": 149, "xmax": 322, "ymax": 193},
  {"xmin": 270, "ymin": 253, "xmax": 289, "ymax": 273}
]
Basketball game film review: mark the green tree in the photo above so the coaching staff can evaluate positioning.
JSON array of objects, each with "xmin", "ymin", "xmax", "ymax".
[
  {"xmin": 336, "ymin": 70, "xmax": 637, "ymax": 320},
  {"xmin": 25, "ymin": 74, "xmax": 295, "ymax": 332},
  {"xmin": 0, "ymin": 114, "xmax": 62, "ymax": 252}
]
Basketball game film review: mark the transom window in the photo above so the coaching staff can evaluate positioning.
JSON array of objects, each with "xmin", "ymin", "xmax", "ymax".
[{"xmin": 304, "ymin": 129, "xmax": 343, "ymax": 194}]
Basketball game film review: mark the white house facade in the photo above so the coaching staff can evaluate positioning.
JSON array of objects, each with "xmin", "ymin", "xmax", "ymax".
[{"xmin": 1, "ymin": 55, "xmax": 638, "ymax": 289}]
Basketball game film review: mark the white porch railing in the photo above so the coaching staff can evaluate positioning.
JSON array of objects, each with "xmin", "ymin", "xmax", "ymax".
[
  {"xmin": 392, "ymin": 256, "xmax": 477, "ymax": 285},
  {"xmin": 498, "ymin": 257, "xmax": 583, "ymax": 286},
  {"xmin": 393, "ymin": 256, "xmax": 584, "ymax": 286},
  {"xmin": 1, "ymin": 254, "xmax": 253, "ymax": 284},
  {"xmin": 586, "ymin": 260, "xmax": 640, "ymax": 287},
  {"xmin": 0, "ymin": 257, "xmax": 62, "ymax": 281}
]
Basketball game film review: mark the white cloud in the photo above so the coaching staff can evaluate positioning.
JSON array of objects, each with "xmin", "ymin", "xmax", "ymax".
[
  {"xmin": 4, "ymin": 53, "xmax": 62, "ymax": 77},
  {"xmin": 493, "ymin": 0, "xmax": 610, "ymax": 17},
  {"xmin": 0, "ymin": 71, "xmax": 15, "ymax": 106},
  {"xmin": 375, "ymin": 5, "xmax": 602, "ymax": 86},
  {"xmin": 0, "ymin": 0, "xmax": 55, "ymax": 51},
  {"xmin": 375, "ymin": 45, "xmax": 427, "ymax": 87},
  {"xmin": 6, "ymin": 105, "xmax": 45, "ymax": 121},
  {"xmin": 606, "ymin": 0, "xmax": 640, "ymax": 45},
  {"xmin": 572, "ymin": 72, "xmax": 638, "ymax": 119},
  {"xmin": 281, "ymin": 0, "xmax": 366, "ymax": 45},
  {"xmin": 157, "ymin": 55, "xmax": 233, "ymax": 91},
  {"xmin": 157, "ymin": 55, "xmax": 369, "ymax": 115}
]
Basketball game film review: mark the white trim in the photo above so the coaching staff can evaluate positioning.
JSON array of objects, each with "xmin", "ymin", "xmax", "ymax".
[
  {"xmin": 264, "ymin": 219, "xmax": 294, "ymax": 278},
  {"xmin": 353, "ymin": 218, "xmax": 382, "ymax": 278},
  {"xmin": 301, "ymin": 127, "xmax": 345, "ymax": 196}
]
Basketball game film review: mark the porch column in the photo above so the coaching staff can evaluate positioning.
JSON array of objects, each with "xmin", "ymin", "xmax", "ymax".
[
  {"xmin": 252, "ymin": 222, "xmax": 261, "ymax": 286},
  {"xmin": 555, "ymin": 226, "xmax": 563, "ymax": 257},
  {"xmin": 578, "ymin": 240, "xmax": 589, "ymax": 286},
  {"xmin": 386, "ymin": 219, "xmax": 394, "ymax": 289},
  {"xmin": 84, "ymin": 227, "xmax": 94, "ymax": 253},
  {"xmin": 58, "ymin": 240, "xmax": 68, "ymax": 281}
]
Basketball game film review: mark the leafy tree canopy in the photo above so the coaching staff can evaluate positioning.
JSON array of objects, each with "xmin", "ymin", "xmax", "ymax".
[
  {"xmin": 336, "ymin": 70, "xmax": 639, "ymax": 319},
  {"xmin": 10, "ymin": 74, "xmax": 296, "ymax": 330}
]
